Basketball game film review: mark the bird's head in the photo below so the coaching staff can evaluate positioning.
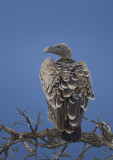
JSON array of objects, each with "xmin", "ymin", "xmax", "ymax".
[{"xmin": 44, "ymin": 43, "xmax": 72, "ymax": 59}]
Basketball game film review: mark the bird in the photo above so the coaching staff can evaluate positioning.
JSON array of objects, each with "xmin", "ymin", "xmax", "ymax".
[{"xmin": 40, "ymin": 43, "xmax": 95, "ymax": 142}]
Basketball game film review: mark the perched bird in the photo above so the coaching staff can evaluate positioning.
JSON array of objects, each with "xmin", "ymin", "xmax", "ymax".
[{"xmin": 40, "ymin": 43, "xmax": 95, "ymax": 142}]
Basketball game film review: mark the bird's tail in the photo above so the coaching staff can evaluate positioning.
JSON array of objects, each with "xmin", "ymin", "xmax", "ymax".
[{"xmin": 61, "ymin": 125, "xmax": 81, "ymax": 142}]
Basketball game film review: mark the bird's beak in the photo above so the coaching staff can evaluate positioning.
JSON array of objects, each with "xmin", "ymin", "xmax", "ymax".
[
  {"xmin": 44, "ymin": 47, "xmax": 54, "ymax": 53},
  {"xmin": 44, "ymin": 47, "xmax": 49, "ymax": 53}
]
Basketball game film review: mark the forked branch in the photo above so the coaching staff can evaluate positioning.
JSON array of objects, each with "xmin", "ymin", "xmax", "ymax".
[{"xmin": 0, "ymin": 109, "xmax": 113, "ymax": 160}]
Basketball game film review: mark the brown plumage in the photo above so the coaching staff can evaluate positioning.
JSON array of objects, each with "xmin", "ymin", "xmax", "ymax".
[{"xmin": 40, "ymin": 43, "xmax": 95, "ymax": 142}]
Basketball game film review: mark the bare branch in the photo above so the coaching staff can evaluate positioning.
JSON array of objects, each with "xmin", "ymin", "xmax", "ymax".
[
  {"xmin": 9, "ymin": 145, "xmax": 15, "ymax": 160},
  {"xmin": 23, "ymin": 141, "xmax": 33, "ymax": 153},
  {"xmin": 0, "ymin": 124, "xmax": 18, "ymax": 135},
  {"xmin": 77, "ymin": 144, "xmax": 92, "ymax": 160},
  {"xmin": 41, "ymin": 152, "xmax": 51, "ymax": 160},
  {"xmin": 83, "ymin": 116, "xmax": 98, "ymax": 126},
  {"xmin": 17, "ymin": 108, "xmax": 34, "ymax": 133},
  {"xmin": 0, "ymin": 109, "xmax": 113, "ymax": 159},
  {"xmin": 59, "ymin": 143, "xmax": 68, "ymax": 156}
]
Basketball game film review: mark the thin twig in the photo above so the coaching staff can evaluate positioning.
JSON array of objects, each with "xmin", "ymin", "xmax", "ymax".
[
  {"xmin": 102, "ymin": 121, "xmax": 112, "ymax": 133},
  {"xmin": 9, "ymin": 145, "xmax": 15, "ymax": 160},
  {"xmin": 41, "ymin": 152, "xmax": 51, "ymax": 160},
  {"xmin": 17, "ymin": 108, "xmax": 34, "ymax": 133},
  {"xmin": 83, "ymin": 116, "xmax": 98, "ymax": 125},
  {"xmin": 23, "ymin": 141, "xmax": 33, "ymax": 152},
  {"xmin": 59, "ymin": 143, "xmax": 68, "ymax": 157},
  {"xmin": 24, "ymin": 150, "xmax": 30, "ymax": 160},
  {"xmin": 77, "ymin": 144, "xmax": 92, "ymax": 160},
  {"xmin": 2, "ymin": 148, "xmax": 8, "ymax": 160}
]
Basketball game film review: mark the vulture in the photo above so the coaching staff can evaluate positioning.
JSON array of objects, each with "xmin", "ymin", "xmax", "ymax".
[{"xmin": 40, "ymin": 43, "xmax": 95, "ymax": 142}]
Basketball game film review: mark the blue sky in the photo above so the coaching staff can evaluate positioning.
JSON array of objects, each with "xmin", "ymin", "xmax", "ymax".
[{"xmin": 0, "ymin": 0, "xmax": 113, "ymax": 159}]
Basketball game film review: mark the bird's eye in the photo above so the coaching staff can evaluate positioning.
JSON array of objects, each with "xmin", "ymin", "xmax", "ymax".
[{"xmin": 56, "ymin": 46, "xmax": 60, "ymax": 48}]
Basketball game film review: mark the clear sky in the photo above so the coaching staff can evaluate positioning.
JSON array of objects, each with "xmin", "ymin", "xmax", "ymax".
[{"xmin": 0, "ymin": 0, "xmax": 113, "ymax": 159}]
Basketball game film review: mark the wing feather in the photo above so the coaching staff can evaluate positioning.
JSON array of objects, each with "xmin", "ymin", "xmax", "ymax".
[{"xmin": 40, "ymin": 58, "xmax": 95, "ymax": 133}]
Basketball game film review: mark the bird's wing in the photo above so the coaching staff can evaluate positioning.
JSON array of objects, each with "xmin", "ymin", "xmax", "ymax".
[
  {"xmin": 40, "ymin": 58, "xmax": 94, "ymax": 132},
  {"xmin": 75, "ymin": 60, "xmax": 95, "ymax": 101}
]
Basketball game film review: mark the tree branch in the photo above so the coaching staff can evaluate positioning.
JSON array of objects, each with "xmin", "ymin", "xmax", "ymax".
[
  {"xmin": 77, "ymin": 144, "xmax": 92, "ymax": 160},
  {"xmin": 0, "ymin": 109, "xmax": 113, "ymax": 159}
]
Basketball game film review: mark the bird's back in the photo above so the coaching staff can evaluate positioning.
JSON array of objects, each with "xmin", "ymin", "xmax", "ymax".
[{"xmin": 40, "ymin": 57, "xmax": 94, "ymax": 142}]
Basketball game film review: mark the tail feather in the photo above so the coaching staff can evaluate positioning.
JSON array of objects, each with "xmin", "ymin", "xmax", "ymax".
[{"xmin": 61, "ymin": 125, "xmax": 81, "ymax": 142}]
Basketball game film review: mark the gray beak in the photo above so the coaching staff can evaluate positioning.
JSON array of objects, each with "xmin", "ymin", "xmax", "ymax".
[{"xmin": 44, "ymin": 47, "xmax": 53, "ymax": 53}]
